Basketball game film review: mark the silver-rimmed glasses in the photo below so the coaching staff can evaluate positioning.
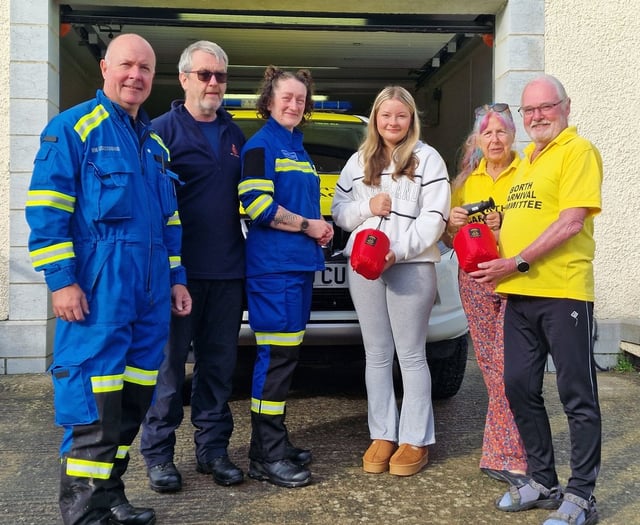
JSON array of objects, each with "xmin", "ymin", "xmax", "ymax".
[{"xmin": 518, "ymin": 99, "xmax": 565, "ymax": 117}]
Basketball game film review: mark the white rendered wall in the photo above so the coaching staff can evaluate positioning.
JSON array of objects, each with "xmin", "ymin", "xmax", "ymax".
[
  {"xmin": 544, "ymin": 0, "xmax": 640, "ymax": 322},
  {"xmin": 0, "ymin": 0, "xmax": 10, "ymax": 334},
  {"xmin": 2, "ymin": 0, "xmax": 58, "ymax": 373}
]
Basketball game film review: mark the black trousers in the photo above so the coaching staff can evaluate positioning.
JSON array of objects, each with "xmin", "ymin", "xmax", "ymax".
[
  {"xmin": 503, "ymin": 295, "xmax": 601, "ymax": 500},
  {"xmin": 249, "ymin": 343, "xmax": 300, "ymax": 462},
  {"xmin": 141, "ymin": 278, "xmax": 244, "ymax": 466},
  {"xmin": 60, "ymin": 379, "xmax": 155, "ymax": 525}
]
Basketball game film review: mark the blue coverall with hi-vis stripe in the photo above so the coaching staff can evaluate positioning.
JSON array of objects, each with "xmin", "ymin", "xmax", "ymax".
[
  {"xmin": 238, "ymin": 116, "xmax": 324, "ymax": 461},
  {"xmin": 25, "ymin": 89, "xmax": 186, "ymax": 524}
]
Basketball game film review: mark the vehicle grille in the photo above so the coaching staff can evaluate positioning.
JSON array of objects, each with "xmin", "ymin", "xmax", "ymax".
[{"xmin": 311, "ymin": 287, "xmax": 353, "ymax": 310}]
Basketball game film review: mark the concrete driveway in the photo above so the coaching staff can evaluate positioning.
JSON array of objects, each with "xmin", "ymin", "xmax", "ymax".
[{"xmin": 1, "ymin": 347, "xmax": 639, "ymax": 524}]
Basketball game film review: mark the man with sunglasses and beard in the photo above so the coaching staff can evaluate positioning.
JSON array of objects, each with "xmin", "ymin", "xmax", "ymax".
[{"xmin": 140, "ymin": 40, "xmax": 247, "ymax": 492}]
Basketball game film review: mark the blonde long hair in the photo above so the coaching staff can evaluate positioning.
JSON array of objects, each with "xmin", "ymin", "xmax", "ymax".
[{"xmin": 360, "ymin": 86, "xmax": 421, "ymax": 186}]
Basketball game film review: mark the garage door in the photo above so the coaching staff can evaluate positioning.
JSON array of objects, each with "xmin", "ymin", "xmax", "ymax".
[{"xmin": 59, "ymin": 4, "xmax": 495, "ymax": 117}]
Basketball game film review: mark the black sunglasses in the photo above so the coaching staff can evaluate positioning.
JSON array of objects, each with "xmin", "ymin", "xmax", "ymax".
[
  {"xmin": 474, "ymin": 103, "xmax": 510, "ymax": 117},
  {"xmin": 184, "ymin": 70, "xmax": 228, "ymax": 83}
]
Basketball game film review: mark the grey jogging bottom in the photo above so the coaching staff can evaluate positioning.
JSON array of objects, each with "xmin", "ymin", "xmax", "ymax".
[{"xmin": 348, "ymin": 261, "xmax": 437, "ymax": 446}]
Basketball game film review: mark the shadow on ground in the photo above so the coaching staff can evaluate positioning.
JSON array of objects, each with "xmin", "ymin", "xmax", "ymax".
[{"xmin": 1, "ymin": 348, "xmax": 639, "ymax": 524}]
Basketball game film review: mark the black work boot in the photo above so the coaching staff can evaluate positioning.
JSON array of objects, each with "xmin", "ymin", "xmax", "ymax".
[
  {"xmin": 105, "ymin": 457, "xmax": 156, "ymax": 524},
  {"xmin": 248, "ymin": 458, "xmax": 311, "ymax": 488},
  {"xmin": 196, "ymin": 455, "xmax": 244, "ymax": 486},
  {"xmin": 285, "ymin": 439, "xmax": 312, "ymax": 467},
  {"xmin": 147, "ymin": 462, "xmax": 182, "ymax": 493},
  {"xmin": 108, "ymin": 502, "xmax": 156, "ymax": 525}
]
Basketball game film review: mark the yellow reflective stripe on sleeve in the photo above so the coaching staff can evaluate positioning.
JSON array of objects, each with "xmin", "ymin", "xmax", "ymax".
[
  {"xmin": 74, "ymin": 105, "xmax": 110, "ymax": 143},
  {"xmin": 254, "ymin": 331, "xmax": 305, "ymax": 346},
  {"xmin": 66, "ymin": 457, "xmax": 113, "ymax": 479},
  {"xmin": 244, "ymin": 194, "xmax": 273, "ymax": 220},
  {"xmin": 166, "ymin": 211, "xmax": 180, "ymax": 226},
  {"xmin": 30, "ymin": 241, "xmax": 75, "ymax": 268},
  {"xmin": 169, "ymin": 255, "xmax": 181, "ymax": 269},
  {"xmin": 275, "ymin": 158, "xmax": 315, "ymax": 174},
  {"xmin": 115, "ymin": 445, "xmax": 130, "ymax": 460},
  {"xmin": 90, "ymin": 374, "xmax": 124, "ymax": 394},
  {"xmin": 26, "ymin": 190, "xmax": 76, "ymax": 213},
  {"xmin": 251, "ymin": 397, "xmax": 286, "ymax": 415},
  {"xmin": 238, "ymin": 179, "xmax": 274, "ymax": 195},
  {"xmin": 149, "ymin": 132, "xmax": 170, "ymax": 160},
  {"xmin": 123, "ymin": 365, "xmax": 158, "ymax": 387}
]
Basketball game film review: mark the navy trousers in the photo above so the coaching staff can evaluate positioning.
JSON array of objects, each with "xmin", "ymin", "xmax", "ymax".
[{"xmin": 141, "ymin": 278, "xmax": 244, "ymax": 466}]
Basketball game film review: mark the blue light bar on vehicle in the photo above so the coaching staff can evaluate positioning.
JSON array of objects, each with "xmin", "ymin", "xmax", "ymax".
[
  {"xmin": 222, "ymin": 98, "xmax": 353, "ymax": 112},
  {"xmin": 313, "ymin": 100, "xmax": 353, "ymax": 111},
  {"xmin": 222, "ymin": 98, "xmax": 257, "ymax": 108}
]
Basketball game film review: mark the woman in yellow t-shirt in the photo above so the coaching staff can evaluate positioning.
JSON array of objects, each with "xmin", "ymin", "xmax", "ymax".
[{"xmin": 445, "ymin": 103, "xmax": 527, "ymax": 484}]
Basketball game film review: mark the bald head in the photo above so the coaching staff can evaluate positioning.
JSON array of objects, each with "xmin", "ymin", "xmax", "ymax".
[{"xmin": 100, "ymin": 34, "xmax": 156, "ymax": 117}]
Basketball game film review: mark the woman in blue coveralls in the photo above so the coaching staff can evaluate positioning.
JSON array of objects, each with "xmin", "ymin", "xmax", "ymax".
[{"xmin": 238, "ymin": 65, "xmax": 334, "ymax": 488}]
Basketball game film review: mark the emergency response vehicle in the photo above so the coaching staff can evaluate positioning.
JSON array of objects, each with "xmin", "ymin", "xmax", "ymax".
[{"xmin": 227, "ymin": 102, "xmax": 469, "ymax": 399}]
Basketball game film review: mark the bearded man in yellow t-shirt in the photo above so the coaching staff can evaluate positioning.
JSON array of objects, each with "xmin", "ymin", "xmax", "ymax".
[{"xmin": 472, "ymin": 75, "xmax": 602, "ymax": 525}]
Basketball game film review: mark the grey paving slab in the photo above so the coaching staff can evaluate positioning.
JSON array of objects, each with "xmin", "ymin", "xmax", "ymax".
[{"xmin": 0, "ymin": 354, "xmax": 638, "ymax": 525}]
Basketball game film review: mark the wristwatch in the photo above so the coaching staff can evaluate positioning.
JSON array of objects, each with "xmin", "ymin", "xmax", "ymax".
[
  {"xmin": 300, "ymin": 218, "xmax": 309, "ymax": 233},
  {"xmin": 515, "ymin": 254, "xmax": 530, "ymax": 273}
]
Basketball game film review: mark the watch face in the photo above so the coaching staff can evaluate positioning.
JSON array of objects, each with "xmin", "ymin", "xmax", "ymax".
[
  {"xmin": 517, "ymin": 259, "xmax": 530, "ymax": 272},
  {"xmin": 515, "ymin": 255, "xmax": 529, "ymax": 273}
]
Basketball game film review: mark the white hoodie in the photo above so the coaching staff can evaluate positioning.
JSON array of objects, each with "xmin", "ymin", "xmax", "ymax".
[{"xmin": 331, "ymin": 140, "xmax": 450, "ymax": 263}]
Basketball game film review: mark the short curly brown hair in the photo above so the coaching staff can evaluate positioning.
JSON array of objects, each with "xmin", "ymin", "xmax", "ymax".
[{"xmin": 255, "ymin": 65, "xmax": 315, "ymax": 126}]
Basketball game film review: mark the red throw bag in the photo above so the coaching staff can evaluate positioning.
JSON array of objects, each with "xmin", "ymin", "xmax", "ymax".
[
  {"xmin": 452, "ymin": 223, "xmax": 499, "ymax": 273},
  {"xmin": 350, "ymin": 228, "xmax": 390, "ymax": 280}
]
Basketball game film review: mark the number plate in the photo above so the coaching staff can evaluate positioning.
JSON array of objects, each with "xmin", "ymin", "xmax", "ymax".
[{"xmin": 313, "ymin": 263, "xmax": 348, "ymax": 288}]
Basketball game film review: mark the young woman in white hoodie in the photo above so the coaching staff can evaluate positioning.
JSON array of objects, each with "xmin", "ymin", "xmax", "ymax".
[{"xmin": 331, "ymin": 86, "xmax": 450, "ymax": 476}]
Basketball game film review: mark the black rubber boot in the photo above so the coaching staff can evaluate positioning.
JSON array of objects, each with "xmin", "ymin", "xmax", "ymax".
[{"xmin": 59, "ymin": 457, "xmax": 112, "ymax": 525}]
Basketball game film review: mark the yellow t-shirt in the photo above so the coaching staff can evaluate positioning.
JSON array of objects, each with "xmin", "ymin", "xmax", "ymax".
[
  {"xmin": 496, "ymin": 126, "xmax": 603, "ymax": 301},
  {"xmin": 451, "ymin": 154, "xmax": 520, "ymax": 225}
]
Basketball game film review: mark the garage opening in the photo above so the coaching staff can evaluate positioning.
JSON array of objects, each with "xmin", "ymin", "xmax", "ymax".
[{"xmin": 59, "ymin": 4, "xmax": 495, "ymax": 172}]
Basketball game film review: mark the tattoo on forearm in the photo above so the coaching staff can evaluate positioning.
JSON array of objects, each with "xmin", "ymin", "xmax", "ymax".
[{"xmin": 273, "ymin": 211, "xmax": 299, "ymax": 225}]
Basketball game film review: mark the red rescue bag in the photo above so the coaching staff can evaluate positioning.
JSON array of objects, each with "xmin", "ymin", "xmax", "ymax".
[
  {"xmin": 452, "ymin": 223, "xmax": 499, "ymax": 273},
  {"xmin": 350, "ymin": 228, "xmax": 390, "ymax": 280}
]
